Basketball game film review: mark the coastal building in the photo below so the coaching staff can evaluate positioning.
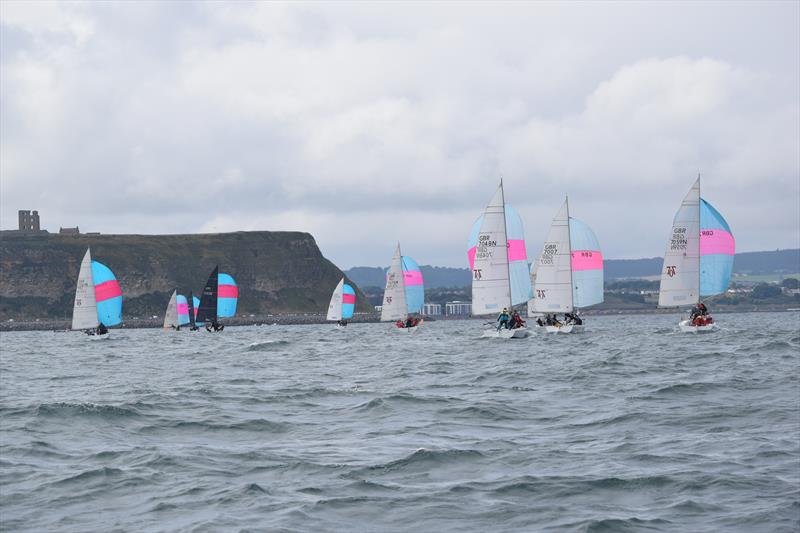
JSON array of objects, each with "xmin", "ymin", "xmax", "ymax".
[
  {"xmin": 59, "ymin": 227, "xmax": 80, "ymax": 235},
  {"xmin": 17, "ymin": 210, "xmax": 40, "ymax": 232},
  {"xmin": 445, "ymin": 301, "xmax": 472, "ymax": 316},
  {"xmin": 422, "ymin": 303, "xmax": 441, "ymax": 316}
]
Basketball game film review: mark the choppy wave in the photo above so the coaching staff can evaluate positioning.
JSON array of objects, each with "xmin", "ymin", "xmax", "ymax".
[{"xmin": 0, "ymin": 313, "xmax": 797, "ymax": 532}]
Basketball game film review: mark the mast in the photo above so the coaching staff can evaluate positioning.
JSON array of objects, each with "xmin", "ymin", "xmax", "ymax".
[
  {"xmin": 397, "ymin": 241, "xmax": 406, "ymax": 314},
  {"xmin": 697, "ymin": 172, "xmax": 701, "ymax": 305},
  {"xmin": 499, "ymin": 178, "xmax": 512, "ymax": 310},
  {"xmin": 187, "ymin": 290, "xmax": 196, "ymax": 329},
  {"xmin": 565, "ymin": 196, "xmax": 574, "ymax": 313}
]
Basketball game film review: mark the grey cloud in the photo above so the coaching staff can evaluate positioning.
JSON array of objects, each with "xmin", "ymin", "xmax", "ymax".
[{"xmin": 1, "ymin": 1, "xmax": 798, "ymax": 268}]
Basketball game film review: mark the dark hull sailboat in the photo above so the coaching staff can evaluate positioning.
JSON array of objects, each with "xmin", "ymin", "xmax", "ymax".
[{"xmin": 196, "ymin": 266, "xmax": 224, "ymax": 332}]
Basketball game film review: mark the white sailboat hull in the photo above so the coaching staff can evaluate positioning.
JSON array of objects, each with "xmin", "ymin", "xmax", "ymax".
[
  {"xmin": 394, "ymin": 325, "xmax": 421, "ymax": 333},
  {"xmin": 678, "ymin": 319, "xmax": 717, "ymax": 333},
  {"xmin": 482, "ymin": 327, "xmax": 529, "ymax": 339},
  {"xmin": 544, "ymin": 324, "xmax": 584, "ymax": 334},
  {"xmin": 87, "ymin": 331, "xmax": 110, "ymax": 341}
]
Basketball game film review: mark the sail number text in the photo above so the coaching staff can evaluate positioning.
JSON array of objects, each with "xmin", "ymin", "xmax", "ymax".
[
  {"xmin": 476, "ymin": 234, "xmax": 496, "ymax": 262},
  {"xmin": 670, "ymin": 227, "xmax": 688, "ymax": 251},
  {"xmin": 540, "ymin": 243, "xmax": 558, "ymax": 265}
]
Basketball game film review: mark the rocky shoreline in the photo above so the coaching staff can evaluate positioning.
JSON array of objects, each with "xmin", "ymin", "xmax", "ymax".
[{"xmin": 1, "ymin": 305, "xmax": 796, "ymax": 332}]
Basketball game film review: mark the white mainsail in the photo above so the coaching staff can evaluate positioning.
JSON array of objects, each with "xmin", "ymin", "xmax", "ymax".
[
  {"xmin": 381, "ymin": 243, "xmax": 408, "ymax": 321},
  {"xmin": 163, "ymin": 290, "xmax": 178, "ymax": 329},
  {"xmin": 530, "ymin": 199, "xmax": 573, "ymax": 313},
  {"xmin": 471, "ymin": 182, "xmax": 511, "ymax": 316},
  {"xmin": 658, "ymin": 178, "xmax": 700, "ymax": 307},
  {"xmin": 526, "ymin": 260, "xmax": 540, "ymax": 317},
  {"xmin": 71, "ymin": 248, "xmax": 98, "ymax": 330},
  {"xmin": 327, "ymin": 278, "xmax": 345, "ymax": 321}
]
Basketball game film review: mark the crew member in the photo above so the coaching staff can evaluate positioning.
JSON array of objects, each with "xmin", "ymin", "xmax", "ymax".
[{"xmin": 497, "ymin": 308, "xmax": 510, "ymax": 330}]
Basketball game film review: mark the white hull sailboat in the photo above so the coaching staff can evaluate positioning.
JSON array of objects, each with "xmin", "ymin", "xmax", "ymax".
[
  {"xmin": 467, "ymin": 180, "xmax": 532, "ymax": 339},
  {"xmin": 381, "ymin": 243, "xmax": 425, "ymax": 331},
  {"xmin": 71, "ymin": 248, "xmax": 122, "ymax": 339},
  {"xmin": 657, "ymin": 176, "xmax": 734, "ymax": 332},
  {"xmin": 327, "ymin": 278, "xmax": 356, "ymax": 328},
  {"xmin": 528, "ymin": 198, "xmax": 603, "ymax": 334},
  {"xmin": 544, "ymin": 324, "xmax": 584, "ymax": 334},
  {"xmin": 481, "ymin": 327, "xmax": 530, "ymax": 339}
]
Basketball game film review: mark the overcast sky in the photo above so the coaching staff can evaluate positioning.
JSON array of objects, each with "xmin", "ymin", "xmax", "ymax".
[{"xmin": 1, "ymin": 1, "xmax": 798, "ymax": 268}]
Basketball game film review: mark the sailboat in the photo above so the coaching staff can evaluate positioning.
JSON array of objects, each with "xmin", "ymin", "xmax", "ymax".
[
  {"xmin": 186, "ymin": 290, "xmax": 199, "ymax": 330},
  {"xmin": 380, "ymin": 243, "xmax": 425, "ymax": 331},
  {"xmin": 163, "ymin": 290, "xmax": 190, "ymax": 330},
  {"xmin": 163, "ymin": 290, "xmax": 179, "ymax": 330},
  {"xmin": 467, "ymin": 181, "xmax": 532, "ymax": 338},
  {"xmin": 327, "ymin": 278, "xmax": 356, "ymax": 327},
  {"xmin": 71, "ymin": 247, "xmax": 123, "ymax": 339},
  {"xmin": 196, "ymin": 266, "xmax": 226, "ymax": 332},
  {"xmin": 192, "ymin": 273, "xmax": 237, "ymax": 324},
  {"xmin": 658, "ymin": 176, "xmax": 734, "ymax": 332},
  {"xmin": 528, "ymin": 198, "xmax": 604, "ymax": 333}
]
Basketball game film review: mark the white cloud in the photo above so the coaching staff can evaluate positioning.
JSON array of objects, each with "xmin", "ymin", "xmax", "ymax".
[{"xmin": 1, "ymin": 1, "xmax": 798, "ymax": 267}]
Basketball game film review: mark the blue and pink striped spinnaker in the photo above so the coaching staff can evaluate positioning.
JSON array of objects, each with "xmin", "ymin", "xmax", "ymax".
[
  {"xmin": 342, "ymin": 283, "xmax": 355, "ymax": 319},
  {"xmin": 569, "ymin": 217, "xmax": 604, "ymax": 308},
  {"xmin": 91, "ymin": 261, "xmax": 122, "ymax": 326},
  {"xmin": 700, "ymin": 199, "xmax": 734, "ymax": 296},
  {"xmin": 217, "ymin": 273, "xmax": 238, "ymax": 318},
  {"xmin": 401, "ymin": 256, "xmax": 424, "ymax": 314},
  {"xmin": 177, "ymin": 295, "xmax": 190, "ymax": 326}
]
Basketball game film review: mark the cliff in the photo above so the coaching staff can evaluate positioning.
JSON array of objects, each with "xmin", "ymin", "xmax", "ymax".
[{"xmin": 0, "ymin": 231, "xmax": 370, "ymax": 320}]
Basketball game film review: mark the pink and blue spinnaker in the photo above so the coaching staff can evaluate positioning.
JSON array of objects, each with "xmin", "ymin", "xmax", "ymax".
[
  {"xmin": 401, "ymin": 256, "xmax": 424, "ymax": 314},
  {"xmin": 177, "ymin": 294, "xmax": 190, "ymax": 326},
  {"xmin": 217, "ymin": 273, "xmax": 238, "ymax": 318},
  {"xmin": 91, "ymin": 261, "xmax": 122, "ymax": 326},
  {"xmin": 342, "ymin": 283, "xmax": 355, "ymax": 319},
  {"xmin": 569, "ymin": 217, "xmax": 604, "ymax": 308},
  {"xmin": 700, "ymin": 199, "xmax": 734, "ymax": 296}
]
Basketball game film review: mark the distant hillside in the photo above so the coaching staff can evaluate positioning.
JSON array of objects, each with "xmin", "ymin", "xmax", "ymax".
[
  {"xmin": 605, "ymin": 249, "xmax": 800, "ymax": 278},
  {"xmin": 0, "ymin": 230, "xmax": 371, "ymax": 320},
  {"xmin": 345, "ymin": 265, "xmax": 472, "ymax": 289},
  {"xmin": 346, "ymin": 249, "xmax": 800, "ymax": 287}
]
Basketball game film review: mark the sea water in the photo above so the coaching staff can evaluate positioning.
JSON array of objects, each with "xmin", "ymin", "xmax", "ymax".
[{"xmin": 1, "ymin": 312, "xmax": 798, "ymax": 532}]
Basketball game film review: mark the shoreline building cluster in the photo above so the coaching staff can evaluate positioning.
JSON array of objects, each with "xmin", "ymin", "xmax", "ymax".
[{"xmin": 8, "ymin": 210, "xmax": 87, "ymax": 235}]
